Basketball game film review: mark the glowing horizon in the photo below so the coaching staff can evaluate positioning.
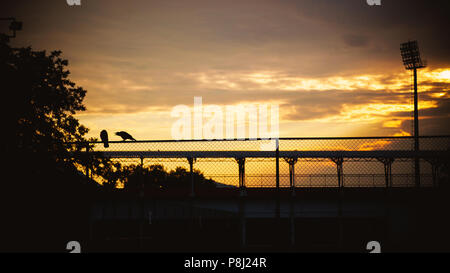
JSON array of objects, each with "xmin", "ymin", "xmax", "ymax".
[{"xmin": 75, "ymin": 68, "xmax": 449, "ymax": 141}]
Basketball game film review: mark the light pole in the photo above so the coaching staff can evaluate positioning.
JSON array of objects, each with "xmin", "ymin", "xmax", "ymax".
[{"xmin": 400, "ymin": 40, "xmax": 427, "ymax": 188}]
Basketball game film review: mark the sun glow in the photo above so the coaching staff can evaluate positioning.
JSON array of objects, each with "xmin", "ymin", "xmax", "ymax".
[
  {"xmin": 422, "ymin": 69, "xmax": 450, "ymax": 81},
  {"xmin": 189, "ymin": 68, "xmax": 449, "ymax": 93}
]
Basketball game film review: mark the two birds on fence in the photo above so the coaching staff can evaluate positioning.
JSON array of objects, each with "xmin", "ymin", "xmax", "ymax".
[{"xmin": 100, "ymin": 130, "xmax": 136, "ymax": 148}]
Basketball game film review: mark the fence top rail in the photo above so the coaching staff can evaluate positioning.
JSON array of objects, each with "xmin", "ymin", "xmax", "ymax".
[
  {"xmin": 63, "ymin": 135, "xmax": 450, "ymax": 145},
  {"xmin": 72, "ymin": 150, "xmax": 448, "ymax": 159}
]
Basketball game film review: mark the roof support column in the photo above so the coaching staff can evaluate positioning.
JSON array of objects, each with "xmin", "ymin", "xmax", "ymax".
[
  {"xmin": 378, "ymin": 158, "xmax": 395, "ymax": 188},
  {"xmin": 284, "ymin": 157, "xmax": 298, "ymax": 196},
  {"xmin": 235, "ymin": 157, "xmax": 246, "ymax": 196},
  {"xmin": 331, "ymin": 157, "xmax": 344, "ymax": 188}
]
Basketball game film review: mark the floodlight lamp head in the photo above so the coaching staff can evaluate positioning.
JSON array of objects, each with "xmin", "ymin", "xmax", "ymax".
[{"xmin": 400, "ymin": 40, "xmax": 427, "ymax": 70}]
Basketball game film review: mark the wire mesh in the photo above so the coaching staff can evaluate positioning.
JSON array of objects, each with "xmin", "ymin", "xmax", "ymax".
[{"xmin": 64, "ymin": 136, "xmax": 450, "ymax": 190}]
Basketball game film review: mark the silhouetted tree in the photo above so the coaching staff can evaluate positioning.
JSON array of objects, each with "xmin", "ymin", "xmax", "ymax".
[
  {"xmin": 0, "ymin": 37, "xmax": 220, "ymax": 251},
  {"xmin": 118, "ymin": 164, "xmax": 217, "ymax": 191},
  {"xmin": 1, "ymin": 38, "xmax": 96, "ymax": 251},
  {"xmin": 2, "ymin": 39, "xmax": 95, "ymax": 175},
  {"xmin": 91, "ymin": 157, "xmax": 123, "ymax": 190}
]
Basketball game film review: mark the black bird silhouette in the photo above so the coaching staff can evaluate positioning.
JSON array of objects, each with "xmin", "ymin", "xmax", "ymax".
[
  {"xmin": 100, "ymin": 130, "xmax": 109, "ymax": 148},
  {"xmin": 115, "ymin": 131, "xmax": 136, "ymax": 141}
]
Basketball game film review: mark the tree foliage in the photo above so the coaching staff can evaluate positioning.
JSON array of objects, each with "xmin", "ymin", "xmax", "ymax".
[
  {"xmin": 1, "ymin": 37, "xmax": 96, "ymax": 251},
  {"xmin": 3, "ymin": 45, "xmax": 89, "ymax": 150}
]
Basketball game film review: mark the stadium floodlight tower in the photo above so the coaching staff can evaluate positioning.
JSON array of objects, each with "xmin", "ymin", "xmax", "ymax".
[{"xmin": 400, "ymin": 40, "xmax": 427, "ymax": 188}]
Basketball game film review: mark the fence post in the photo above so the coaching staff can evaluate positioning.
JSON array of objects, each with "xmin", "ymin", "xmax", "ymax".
[
  {"xmin": 139, "ymin": 156, "xmax": 145, "ymax": 196},
  {"xmin": 431, "ymin": 162, "xmax": 439, "ymax": 188},
  {"xmin": 188, "ymin": 157, "xmax": 196, "ymax": 197},
  {"xmin": 239, "ymin": 196, "xmax": 246, "ymax": 248},
  {"xmin": 276, "ymin": 138, "xmax": 280, "ymax": 189},
  {"xmin": 290, "ymin": 189, "xmax": 295, "ymax": 247},
  {"xmin": 235, "ymin": 157, "xmax": 247, "ymax": 247},
  {"xmin": 85, "ymin": 143, "xmax": 90, "ymax": 179},
  {"xmin": 139, "ymin": 156, "xmax": 145, "ymax": 250},
  {"xmin": 378, "ymin": 158, "xmax": 394, "ymax": 188}
]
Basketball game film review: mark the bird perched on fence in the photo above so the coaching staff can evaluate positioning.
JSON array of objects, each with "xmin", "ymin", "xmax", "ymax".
[
  {"xmin": 100, "ymin": 130, "xmax": 109, "ymax": 148},
  {"xmin": 115, "ymin": 131, "xmax": 137, "ymax": 141}
]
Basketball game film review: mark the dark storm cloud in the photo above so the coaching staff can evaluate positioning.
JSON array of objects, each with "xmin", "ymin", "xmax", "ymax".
[
  {"xmin": 4, "ymin": 0, "xmax": 449, "ymax": 76},
  {"xmin": 289, "ymin": 0, "xmax": 450, "ymax": 67},
  {"xmin": 342, "ymin": 34, "xmax": 370, "ymax": 48}
]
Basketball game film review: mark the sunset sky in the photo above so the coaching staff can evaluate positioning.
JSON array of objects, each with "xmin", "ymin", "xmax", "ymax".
[{"xmin": 3, "ymin": 0, "xmax": 450, "ymax": 140}]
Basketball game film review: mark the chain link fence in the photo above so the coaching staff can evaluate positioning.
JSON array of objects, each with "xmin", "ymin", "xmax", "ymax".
[{"xmin": 64, "ymin": 136, "xmax": 450, "ymax": 190}]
